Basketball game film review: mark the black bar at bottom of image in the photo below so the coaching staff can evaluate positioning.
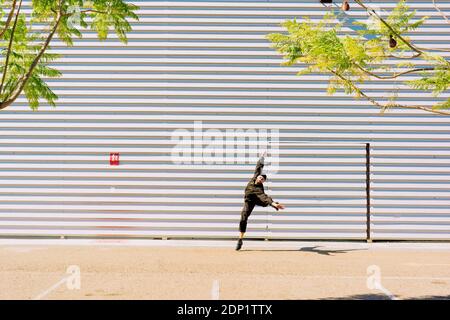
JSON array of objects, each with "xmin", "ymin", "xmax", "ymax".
[{"xmin": 0, "ymin": 299, "xmax": 444, "ymax": 319}]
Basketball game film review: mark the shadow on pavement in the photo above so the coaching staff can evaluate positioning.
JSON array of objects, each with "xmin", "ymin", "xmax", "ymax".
[
  {"xmin": 318, "ymin": 294, "xmax": 391, "ymax": 300},
  {"xmin": 318, "ymin": 294, "xmax": 450, "ymax": 300},
  {"xmin": 407, "ymin": 295, "xmax": 450, "ymax": 300},
  {"xmin": 242, "ymin": 246, "xmax": 367, "ymax": 256}
]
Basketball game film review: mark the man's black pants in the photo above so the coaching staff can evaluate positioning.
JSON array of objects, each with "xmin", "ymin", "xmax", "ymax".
[{"xmin": 239, "ymin": 200, "xmax": 257, "ymax": 233}]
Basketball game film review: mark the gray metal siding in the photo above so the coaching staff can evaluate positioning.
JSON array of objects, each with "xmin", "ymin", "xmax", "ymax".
[{"xmin": 0, "ymin": 0, "xmax": 449, "ymax": 240}]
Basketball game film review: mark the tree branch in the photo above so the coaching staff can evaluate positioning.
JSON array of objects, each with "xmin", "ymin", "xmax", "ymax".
[
  {"xmin": 62, "ymin": 9, "xmax": 108, "ymax": 17},
  {"xmin": 329, "ymin": 68, "xmax": 450, "ymax": 116},
  {"xmin": 354, "ymin": 64, "xmax": 436, "ymax": 80},
  {"xmin": 0, "ymin": 0, "xmax": 22, "ymax": 96},
  {"xmin": 0, "ymin": 1, "xmax": 62, "ymax": 110},
  {"xmin": 353, "ymin": 1, "xmax": 450, "ymax": 68},
  {"xmin": 432, "ymin": 0, "xmax": 450, "ymax": 24},
  {"xmin": 415, "ymin": 46, "xmax": 450, "ymax": 53},
  {"xmin": 80, "ymin": 9, "xmax": 108, "ymax": 15},
  {"xmin": 353, "ymin": 0, "xmax": 424, "ymax": 55},
  {"xmin": 383, "ymin": 52, "xmax": 421, "ymax": 59},
  {"xmin": 0, "ymin": 0, "xmax": 17, "ymax": 39}
]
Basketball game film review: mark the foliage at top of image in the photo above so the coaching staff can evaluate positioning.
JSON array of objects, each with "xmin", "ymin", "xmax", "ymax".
[
  {"xmin": 267, "ymin": 0, "xmax": 450, "ymax": 115},
  {"xmin": 0, "ymin": 0, "xmax": 139, "ymax": 110}
]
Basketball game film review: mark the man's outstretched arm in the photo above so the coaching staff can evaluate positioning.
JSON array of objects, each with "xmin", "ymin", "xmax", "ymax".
[{"xmin": 254, "ymin": 191, "xmax": 285, "ymax": 211}]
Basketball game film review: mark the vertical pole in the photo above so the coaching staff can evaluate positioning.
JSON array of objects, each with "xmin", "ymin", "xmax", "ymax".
[
  {"xmin": 366, "ymin": 143, "xmax": 372, "ymax": 242},
  {"xmin": 265, "ymin": 139, "xmax": 271, "ymax": 241}
]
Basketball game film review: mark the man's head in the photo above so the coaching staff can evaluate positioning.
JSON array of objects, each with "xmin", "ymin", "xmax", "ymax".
[{"xmin": 255, "ymin": 174, "xmax": 267, "ymax": 184}]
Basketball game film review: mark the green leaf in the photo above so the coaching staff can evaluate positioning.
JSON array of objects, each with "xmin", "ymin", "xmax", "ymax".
[
  {"xmin": 1, "ymin": 0, "xmax": 139, "ymax": 110},
  {"xmin": 432, "ymin": 99, "xmax": 450, "ymax": 110},
  {"xmin": 265, "ymin": 2, "xmax": 449, "ymax": 116}
]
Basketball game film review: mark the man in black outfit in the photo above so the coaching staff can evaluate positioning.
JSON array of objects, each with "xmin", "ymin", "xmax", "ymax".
[{"xmin": 236, "ymin": 151, "xmax": 285, "ymax": 251}]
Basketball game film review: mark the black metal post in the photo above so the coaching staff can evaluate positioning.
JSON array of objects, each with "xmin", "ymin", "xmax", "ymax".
[{"xmin": 366, "ymin": 143, "xmax": 371, "ymax": 242}]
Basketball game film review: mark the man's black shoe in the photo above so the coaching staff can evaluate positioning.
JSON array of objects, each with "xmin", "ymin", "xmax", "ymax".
[{"xmin": 235, "ymin": 239, "xmax": 243, "ymax": 251}]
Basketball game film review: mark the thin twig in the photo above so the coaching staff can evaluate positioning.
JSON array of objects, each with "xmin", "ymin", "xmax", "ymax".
[
  {"xmin": 329, "ymin": 68, "xmax": 450, "ymax": 116},
  {"xmin": 383, "ymin": 53, "xmax": 421, "ymax": 59},
  {"xmin": 353, "ymin": 1, "xmax": 450, "ymax": 68},
  {"xmin": 432, "ymin": 0, "xmax": 450, "ymax": 24},
  {"xmin": 353, "ymin": 0, "xmax": 424, "ymax": 55},
  {"xmin": 80, "ymin": 9, "xmax": 108, "ymax": 14},
  {"xmin": 355, "ymin": 65, "xmax": 436, "ymax": 80},
  {"xmin": 415, "ymin": 46, "xmax": 450, "ymax": 53},
  {"xmin": 62, "ymin": 9, "xmax": 108, "ymax": 17}
]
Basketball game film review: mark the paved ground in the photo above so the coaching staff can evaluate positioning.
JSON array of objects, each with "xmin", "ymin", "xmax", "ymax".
[{"xmin": 1, "ymin": 239, "xmax": 450, "ymax": 300}]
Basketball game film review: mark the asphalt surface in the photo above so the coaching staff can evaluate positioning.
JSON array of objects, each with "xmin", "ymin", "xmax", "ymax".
[{"xmin": 1, "ymin": 239, "xmax": 450, "ymax": 300}]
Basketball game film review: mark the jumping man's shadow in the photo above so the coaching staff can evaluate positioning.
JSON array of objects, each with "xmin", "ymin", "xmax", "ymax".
[{"xmin": 242, "ymin": 246, "xmax": 367, "ymax": 256}]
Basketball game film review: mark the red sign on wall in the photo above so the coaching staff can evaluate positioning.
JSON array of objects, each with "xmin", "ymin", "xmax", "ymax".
[{"xmin": 110, "ymin": 153, "xmax": 120, "ymax": 166}]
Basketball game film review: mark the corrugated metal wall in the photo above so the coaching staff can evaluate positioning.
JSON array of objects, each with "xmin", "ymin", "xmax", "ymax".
[{"xmin": 0, "ymin": 0, "xmax": 449, "ymax": 240}]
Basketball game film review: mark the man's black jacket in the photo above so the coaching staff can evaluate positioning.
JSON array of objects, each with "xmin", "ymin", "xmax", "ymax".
[{"xmin": 244, "ymin": 156, "xmax": 273, "ymax": 207}]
